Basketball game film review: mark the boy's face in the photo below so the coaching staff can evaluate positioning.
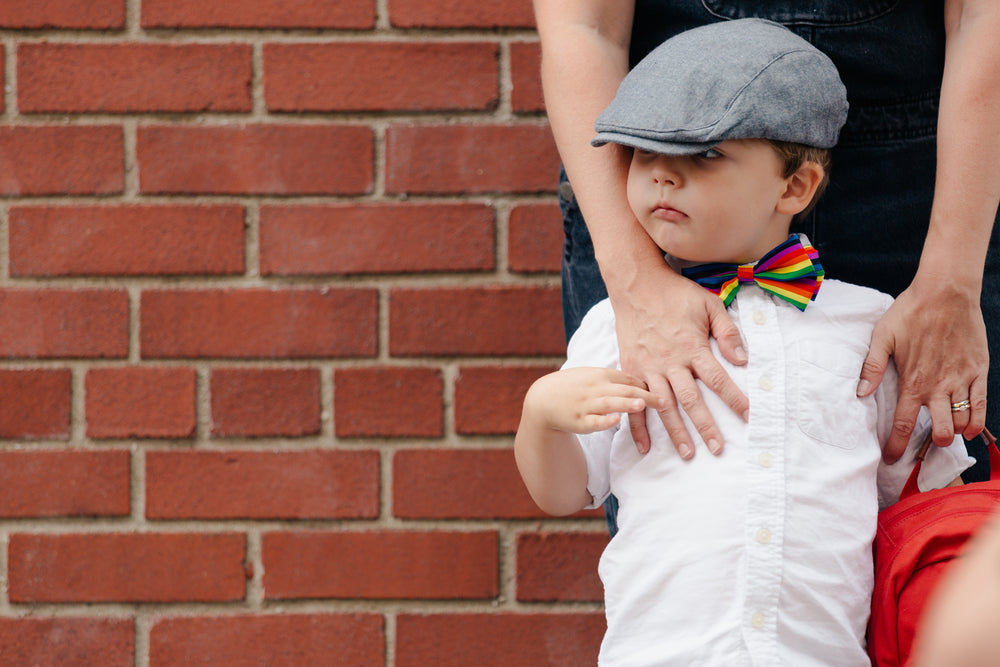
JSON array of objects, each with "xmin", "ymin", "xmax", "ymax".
[{"xmin": 626, "ymin": 139, "xmax": 795, "ymax": 265}]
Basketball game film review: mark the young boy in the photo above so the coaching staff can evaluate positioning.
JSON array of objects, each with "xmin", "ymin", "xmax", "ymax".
[{"xmin": 515, "ymin": 19, "xmax": 973, "ymax": 666}]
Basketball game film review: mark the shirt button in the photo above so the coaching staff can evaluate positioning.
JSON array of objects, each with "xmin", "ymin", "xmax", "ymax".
[
  {"xmin": 758, "ymin": 452, "xmax": 774, "ymax": 468},
  {"xmin": 751, "ymin": 612, "xmax": 766, "ymax": 629},
  {"xmin": 752, "ymin": 310, "xmax": 766, "ymax": 325},
  {"xmin": 758, "ymin": 375, "xmax": 774, "ymax": 391},
  {"xmin": 756, "ymin": 528, "xmax": 772, "ymax": 545}
]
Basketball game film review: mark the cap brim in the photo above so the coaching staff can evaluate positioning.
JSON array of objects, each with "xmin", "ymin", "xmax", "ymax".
[{"xmin": 591, "ymin": 131, "xmax": 720, "ymax": 156}]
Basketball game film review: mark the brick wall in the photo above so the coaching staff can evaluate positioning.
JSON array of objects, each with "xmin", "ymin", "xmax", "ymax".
[{"xmin": 0, "ymin": 1, "xmax": 609, "ymax": 665}]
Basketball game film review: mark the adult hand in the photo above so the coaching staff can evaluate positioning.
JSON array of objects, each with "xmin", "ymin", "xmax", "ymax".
[
  {"xmin": 614, "ymin": 268, "xmax": 749, "ymax": 459},
  {"xmin": 858, "ymin": 273, "xmax": 988, "ymax": 462}
]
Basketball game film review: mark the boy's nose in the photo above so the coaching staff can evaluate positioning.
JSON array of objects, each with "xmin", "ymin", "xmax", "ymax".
[{"xmin": 652, "ymin": 161, "xmax": 679, "ymax": 186}]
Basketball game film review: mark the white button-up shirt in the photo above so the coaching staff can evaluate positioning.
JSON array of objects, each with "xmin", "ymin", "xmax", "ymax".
[{"xmin": 566, "ymin": 280, "xmax": 973, "ymax": 667}]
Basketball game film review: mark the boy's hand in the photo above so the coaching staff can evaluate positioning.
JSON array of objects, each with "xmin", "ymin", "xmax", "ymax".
[{"xmin": 525, "ymin": 367, "xmax": 664, "ymax": 439}]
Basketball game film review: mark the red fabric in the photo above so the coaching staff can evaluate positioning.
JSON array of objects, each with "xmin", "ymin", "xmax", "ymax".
[{"xmin": 868, "ymin": 438, "xmax": 1000, "ymax": 666}]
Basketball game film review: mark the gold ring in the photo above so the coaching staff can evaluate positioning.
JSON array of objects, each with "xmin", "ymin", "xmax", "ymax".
[{"xmin": 951, "ymin": 399, "xmax": 971, "ymax": 412}]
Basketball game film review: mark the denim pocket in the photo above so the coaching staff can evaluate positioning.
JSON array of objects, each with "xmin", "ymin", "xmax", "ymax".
[{"xmin": 702, "ymin": 0, "xmax": 899, "ymax": 26}]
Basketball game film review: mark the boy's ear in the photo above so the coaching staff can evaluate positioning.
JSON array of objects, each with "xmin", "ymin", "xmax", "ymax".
[{"xmin": 776, "ymin": 162, "xmax": 825, "ymax": 216}]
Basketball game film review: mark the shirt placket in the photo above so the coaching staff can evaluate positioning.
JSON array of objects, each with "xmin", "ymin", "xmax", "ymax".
[{"xmin": 737, "ymin": 289, "xmax": 787, "ymax": 664}]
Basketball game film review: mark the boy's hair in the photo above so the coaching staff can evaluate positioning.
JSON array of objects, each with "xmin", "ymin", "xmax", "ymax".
[{"xmin": 767, "ymin": 140, "xmax": 832, "ymax": 223}]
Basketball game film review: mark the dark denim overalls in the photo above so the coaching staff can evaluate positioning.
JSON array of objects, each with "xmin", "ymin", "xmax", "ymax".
[{"xmin": 558, "ymin": 0, "xmax": 1000, "ymax": 532}]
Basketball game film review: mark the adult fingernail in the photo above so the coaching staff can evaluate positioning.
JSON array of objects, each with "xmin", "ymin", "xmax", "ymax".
[
  {"xmin": 856, "ymin": 380, "xmax": 871, "ymax": 397},
  {"xmin": 678, "ymin": 443, "xmax": 694, "ymax": 459},
  {"xmin": 708, "ymin": 439, "xmax": 722, "ymax": 455},
  {"xmin": 734, "ymin": 346, "xmax": 747, "ymax": 363}
]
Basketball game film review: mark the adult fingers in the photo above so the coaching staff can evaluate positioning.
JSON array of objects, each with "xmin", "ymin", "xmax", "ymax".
[
  {"xmin": 666, "ymin": 369, "xmax": 723, "ymax": 455},
  {"xmin": 858, "ymin": 324, "xmax": 893, "ymax": 398},
  {"xmin": 883, "ymin": 396, "xmax": 921, "ymax": 463},
  {"xmin": 964, "ymin": 375, "xmax": 988, "ymax": 441},
  {"xmin": 643, "ymin": 374, "xmax": 697, "ymax": 459},
  {"xmin": 692, "ymin": 352, "xmax": 749, "ymax": 423},
  {"xmin": 708, "ymin": 302, "xmax": 747, "ymax": 367},
  {"xmin": 927, "ymin": 393, "xmax": 957, "ymax": 447}
]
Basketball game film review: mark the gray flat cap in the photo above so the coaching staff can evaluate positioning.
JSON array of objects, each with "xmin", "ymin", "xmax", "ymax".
[{"xmin": 593, "ymin": 19, "xmax": 848, "ymax": 155}]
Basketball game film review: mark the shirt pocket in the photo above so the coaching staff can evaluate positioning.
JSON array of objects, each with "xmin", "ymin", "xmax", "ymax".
[
  {"xmin": 793, "ymin": 340, "xmax": 875, "ymax": 449},
  {"xmin": 701, "ymin": 0, "xmax": 900, "ymax": 26}
]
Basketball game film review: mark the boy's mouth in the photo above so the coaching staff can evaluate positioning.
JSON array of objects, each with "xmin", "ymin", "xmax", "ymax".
[{"xmin": 653, "ymin": 203, "xmax": 687, "ymax": 222}]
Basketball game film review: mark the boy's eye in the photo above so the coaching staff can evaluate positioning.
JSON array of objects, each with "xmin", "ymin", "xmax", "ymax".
[{"xmin": 696, "ymin": 148, "xmax": 723, "ymax": 159}]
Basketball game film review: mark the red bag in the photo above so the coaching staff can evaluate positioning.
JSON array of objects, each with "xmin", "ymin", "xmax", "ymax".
[{"xmin": 868, "ymin": 429, "xmax": 1000, "ymax": 666}]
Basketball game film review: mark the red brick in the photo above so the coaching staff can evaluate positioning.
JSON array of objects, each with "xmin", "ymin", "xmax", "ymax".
[
  {"xmin": 454, "ymin": 365, "xmax": 556, "ymax": 435},
  {"xmin": 0, "ymin": 450, "xmax": 129, "ymax": 518},
  {"xmin": 0, "ymin": 289, "xmax": 128, "ymax": 359},
  {"xmin": 150, "ymin": 614, "xmax": 382, "ymax": 665},
  {"xmin": 8, "ymin": 532, "xmax": 247, "ymax": 603},
  {"xmin": 511, "ymin": 41, "xmax": 544, "ymax": 112},
  {"xmin": 146, "ymin": 450, "xmax": 379, "ymax": 520},
  {"xmin": 9, "ymin": 205, "xmax": 244, "ymax": 277},
  {"xmin": 389, "ymin": 0, "xmax": 535, "ymax": 28},
  {"xmin": 265, "ymin": 42, "xmax": 498, "ymax": 112},
  {"xmin": 138, "ymin": 125, "xmax": 373, "ymax": 195},
  {"xmin": 18, "ymin": 43, "xmax": 251, "ymax": 113},
  {"xmin": 140, "ymin": 288, "xmax": 378, "ymax": 359},
  {"xmin": 334, "ymin": 366, "xmax": 443, "ymax": 438},
  {"xmin": 0, "ymin": 126, "xmax": 122, "ymax": 196},
  {"xmin": 396, "ymin": 613, "xmax": 605, "ymax": 667},
  {"xmin": 0, "ymin": 368, "xmax": 71, "ymax": 438},
  {"xmin": 262, "ymin": 530, "xmax": 498, "ymax": 600},
  {"xmin": 386, "ymin": 124, "xmax": 560, "ymax": 195},
  {"xmin": 508, "ymin": 202, "xmax": 562, "ymax": 273},
  {"xmin": 0, "ymin": 0, "xmax": 124, "ymax": 29},
  {"xmin": 260, "ymin": 203, "xmax": 495, "ymax": 275},
  {"xmin": 210, "ymin": 368, "xmax": 320, "ymax": 437},
  {"xmin": 0, "ymin": 51, "xmax": 4, "ymax": 114},
  {"xmin": 393, "ymin": 449, "xmax": 540, "ymax": 519},
  {"xmin": 516, "ymin": 532, "xmax": 607, "ymax": 601},
  {"xmin": 86, "ymin": 367, "xmax": 196, "ymax": 439},
  {"xmin": 142, "ymin": 0, "xmax": 374, "ymax": 29},
  {"xmin": 389, "ymin": 286, "xmax": 564, "ymax": 356},
  {"xmin": 0, "ymin": 617, "xmax": 133, "ymax": 666}
]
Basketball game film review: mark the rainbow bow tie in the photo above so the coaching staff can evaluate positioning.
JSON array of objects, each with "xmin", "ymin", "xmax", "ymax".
[{"xmin": 681, "ymin": 236, "xmax": 824, "ymax": 311}]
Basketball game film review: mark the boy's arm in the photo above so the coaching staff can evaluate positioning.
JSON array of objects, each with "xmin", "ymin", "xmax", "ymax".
[{"xmin": 514, "ymin": 367, "xmax": 662, "ymax": 516}]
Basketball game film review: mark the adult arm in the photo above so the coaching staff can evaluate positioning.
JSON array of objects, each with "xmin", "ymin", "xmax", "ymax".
[
  {"xmin": 912, "ymin": 509, "xmax": 1000, "ymax": 666},
  {"xmin": 860, "ymin": 0, "xmax": 1000, "ymax": 459},
  {"xmin": 533, "ymin": 0, "xmax": 748, "ymax": 458}
]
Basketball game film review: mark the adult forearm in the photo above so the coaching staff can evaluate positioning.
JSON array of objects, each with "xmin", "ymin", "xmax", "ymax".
[
  {"xmin": 535, "ymin": 0, "xmax": 673, "ymax": 299},
  {"xmin": 921, "ymin": 0, "xmax": 1000, "ymax": 287}
]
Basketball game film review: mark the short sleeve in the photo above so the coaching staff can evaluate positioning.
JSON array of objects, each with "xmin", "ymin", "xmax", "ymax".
[{"xmin": 563, "ymin": 298, "xmax": 621, "ymax": 508}]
